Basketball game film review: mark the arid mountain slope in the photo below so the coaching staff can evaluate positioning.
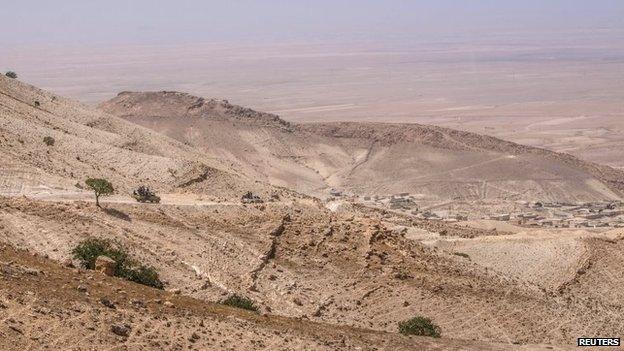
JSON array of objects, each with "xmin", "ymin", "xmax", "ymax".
[
  {"xmin": 1, "ymin": 195, "xmax": 622, "ymax": 347},
  {"xmin": 1, "ymin": 81, "xmax": 622, "ymax": 350},
  {"xmin": 100, "ymin": 91, "xmax": 624, "ymax": 202},
  {"xmin": 0, "ymin": 76, "xmax": 276, "ymax": 197},
  {"xmin": 100, "ymin": 91, "xmax": 353, "ymax": 196},
  {"xmin": 3, "ymin": 244, "xmax": 549, "ymax": 351}
]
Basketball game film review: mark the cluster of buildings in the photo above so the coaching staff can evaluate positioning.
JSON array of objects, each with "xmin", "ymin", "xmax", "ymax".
[
  {"xmin": 361, "ymin": 193, "xmax": 418, "ymax": 210},
  {"xmin": 338, "ymin": 188, "xmax": 624, "ymax": 229},
  {"xmin": 359, "ymin": 193, "xmax": 467, "ymax": 221},
  {"xmin": 489, "ymin": 201, "xmax": 624, "ymax": 229}
]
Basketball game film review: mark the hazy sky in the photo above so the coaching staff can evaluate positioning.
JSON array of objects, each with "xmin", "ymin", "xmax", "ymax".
[{"xmin": 1, "ymin": 0, "xmax": 623, "ymax": 46}]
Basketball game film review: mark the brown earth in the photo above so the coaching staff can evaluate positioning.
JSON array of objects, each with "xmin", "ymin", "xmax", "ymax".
[
  {"xmin": 0, "ymin": 75, "xmax": 287, "ymax": 199},
  {"xmin": 3, "ymin": 244, "xmax": 554, "ymax": 351},
  {"xmin": 1, "ymin": 76, "xmax": 623, "ymax": 350},
  {"xmin": 0, "ymin": 195, "xmax": 622, "ymax": 350},
  {"xmin": 100, "ymin": 91, "xmax": 624, "ymax": 202}
]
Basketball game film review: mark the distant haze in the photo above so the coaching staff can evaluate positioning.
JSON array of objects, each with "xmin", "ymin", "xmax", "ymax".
[{"xmin": 1, "ymin": 0, "xmax": 622, "ymax": 45}]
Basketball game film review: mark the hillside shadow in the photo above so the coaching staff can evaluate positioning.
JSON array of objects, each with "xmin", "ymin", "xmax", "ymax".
[{"xmin": 102, "ymin": 207, "xmax": 131, "ymax": 222}]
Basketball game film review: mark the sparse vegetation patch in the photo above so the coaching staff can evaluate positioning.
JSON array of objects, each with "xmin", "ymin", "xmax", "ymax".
[
  {"xmin": 72, "ymin": 238, "xmax": 164, "ymax": 289},
  {"xmin": 43, "ymin": 136, "xmax": 55, "ymax": 146},
  {"xmin": 453, "ymin": 252, "xmax": 470, "ymax": 259},
  {"xmin": 398, "ymin": 316, "xmax": 441, "ymax": 338},
  {"xmin": 220, "ymin": 294, "xmax": 258, "ymax": 312}
]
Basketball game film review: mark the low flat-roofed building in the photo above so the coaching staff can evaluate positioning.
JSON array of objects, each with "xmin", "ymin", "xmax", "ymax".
[{"xmin": 490, "ymin": 214, "xmax": 511, "ymax": 221}]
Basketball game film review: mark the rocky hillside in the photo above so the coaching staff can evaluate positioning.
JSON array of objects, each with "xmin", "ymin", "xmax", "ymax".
[
  {"xmin": 1, "ymin": 195, "xmax": 622, "ymax": 347},
  {"xmin": 1, "ymin": 80, "xmax": 622, "ymax": 350},
  {"xmin": 106, "ymin": 91, "xmax": 292, "ymax": 129},
  {"xmin": 0, "ymin": 76, "xmax": 280, "ymax": 197},
  {"xmin": 303, "ymin": 122, "xmax": 624, "ymax": 195},
  {"xmin": 3, "ymin": 243, "xmax": 550, "ymax": 351},
  {"xmin": 100, "ymin": 91, "xmax": 624, "ymax": 202}
]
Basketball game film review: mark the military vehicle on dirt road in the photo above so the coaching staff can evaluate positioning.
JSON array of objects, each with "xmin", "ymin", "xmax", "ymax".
[{"xmin": 132, "ymin": 185, "xmax": 161, "ymax": 203}]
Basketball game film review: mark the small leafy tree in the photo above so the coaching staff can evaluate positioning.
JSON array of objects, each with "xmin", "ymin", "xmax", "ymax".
[
  {"xmin": 398, "ymin": 316, "xmax": 441, "ymax": 338},
  {"xmin": 5, "ymin": 71, "xmax": 17, "ymax": 79},
  {"xmin": 220, "ymin": 294, "xmax": 258, "ymax": 312},
  {"xmin": 43, "ymin": 136, "xmax": 55, "ymax": 146},
  {"xmin": 85, "ymin": 178, "xmax": 114, "ymax": 207}
]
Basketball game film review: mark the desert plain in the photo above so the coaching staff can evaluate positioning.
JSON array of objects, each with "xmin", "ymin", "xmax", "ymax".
[{"xmin": 1, "ymin": 29, "xmax": 624, "ymax": 351}]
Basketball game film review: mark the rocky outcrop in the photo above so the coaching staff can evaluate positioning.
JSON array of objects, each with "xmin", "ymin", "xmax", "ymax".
[
  {"xmin": 101, "ymin": 91, "xmax": 292, "ymax": 130},
  {"xmin": 248, "ymin": 215, "xmax": 290, "ymax": 291},
  {"xmin": 95, "ymin": 256, "xmax": 116, "ymax": 276}
]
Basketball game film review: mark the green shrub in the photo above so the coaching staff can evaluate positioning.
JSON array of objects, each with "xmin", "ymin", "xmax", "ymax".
[
  {"xmin": 71, "ymin": 238, "xmax": 163, "ymax": 289},
  {"xmin": 453, "ymin": 252, "xmax": 470, "ymax": 259},
  {"xmin": 220, "ymin": 294, "xmax": 258, "ymax": 312},
  {"xmin": 398, "ymin": 316, "xmax": 441, "ymax": 338},
  {"xmin": 5, "ymin": 71, "xmax": 17, "ymax": 79},
  {"xmin": 72, "ymin": 238, "xmax": 128, "ymax": 272},
  {"xmin": 121, "ymin": 265, "xmax": 164, "ymax": 289},
  {"xmin": 43, "ymin": 136, "xmax": 55, "ymax": 146}
]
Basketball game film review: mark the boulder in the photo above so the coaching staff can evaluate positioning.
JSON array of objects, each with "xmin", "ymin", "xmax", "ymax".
[
  {"xmin": 111, "ymin": 324, "xmax": 131, "ymax": 337},
  {"xmin": 95, "ymin": 256, "xmax": 116, "ymax": 276},
  {"xmin": 100, "ymin": 297, "xmax": 116, "ymax": 309}
]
